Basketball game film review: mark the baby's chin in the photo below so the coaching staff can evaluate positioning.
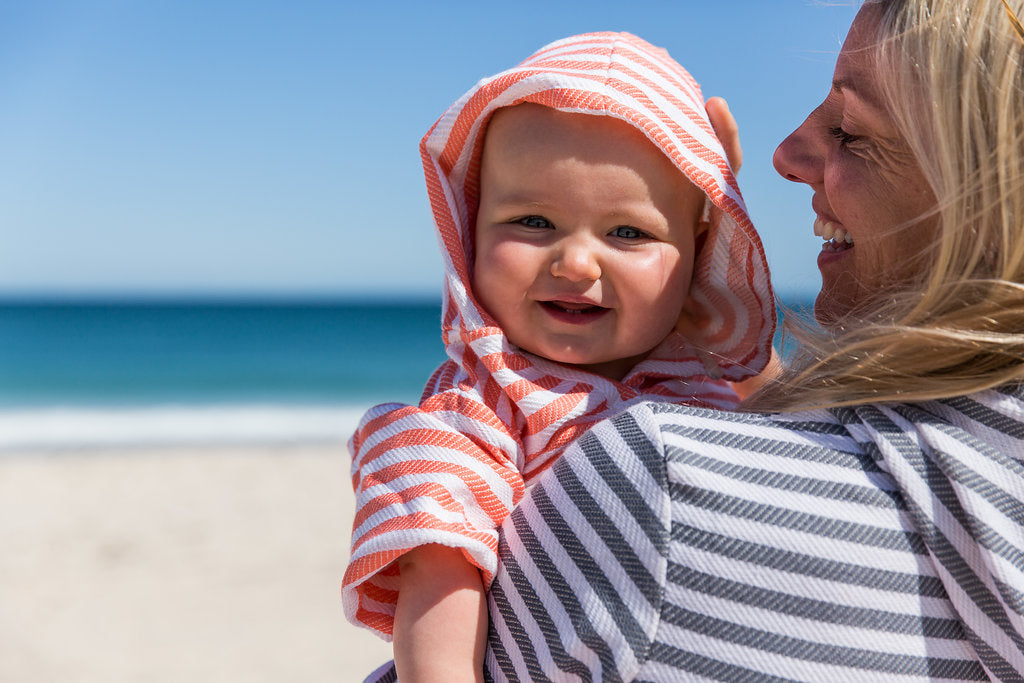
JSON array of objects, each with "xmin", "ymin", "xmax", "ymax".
[{"xmin": 514, "ymin": 343, "xmax": 655, "ymax": 382}]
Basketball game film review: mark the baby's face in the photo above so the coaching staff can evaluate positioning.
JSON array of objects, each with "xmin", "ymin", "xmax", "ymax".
[{"xmin": 473, "ymin": 104, "xmax": 704, "ymax": 381}]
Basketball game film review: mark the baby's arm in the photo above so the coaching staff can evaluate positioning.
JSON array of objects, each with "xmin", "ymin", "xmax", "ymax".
[
  {"xmin": 394, "ymin": 544, "xmax": 487, "ymax": 683},
  {"xmin": 345, "ymin": 395, "xmax": 525, "ymax": 676}
]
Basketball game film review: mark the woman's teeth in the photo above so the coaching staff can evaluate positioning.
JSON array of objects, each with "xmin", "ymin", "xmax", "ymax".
[{"xmin": 813, "ymin": 217, "xmax": 854, "ymax": 248}]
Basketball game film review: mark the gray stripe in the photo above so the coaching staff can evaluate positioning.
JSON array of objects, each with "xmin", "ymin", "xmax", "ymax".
[
  {"xmin": 487, "ymin": 535, "xmax": 560, "ymax": 683},
  {"xmin": 883, "ymin": 415, "xmax": 1020, "ymax": 567},
  {"xmin": 608, "ymin": 410, "xmax": 668, "ymax": 491},
  {"xmin": 506, "ymin": 491, "xmax": 617, "ymax": 681},
  {"xmin": 529, "ymin": 478, "xmax": 647, "ymax": 670},
  {"xmin": 671, "ymin": 522, "xmax": 948, "ymax": 596},
  {"xmin": 662, "ymin": 423, "xmax": 883, "ymax": 474},
  {"xmin": 895, "ymin": 403, "xmax": 1024, "ymax": 527},
  {"xmin": 857, "ymin": 406, "xmax": 1024, "ymax": 663},
  {"xmin": 650, "ymin": 401, "xmax": 850, "ymax": 439},
  {"xmin": 899, "ymin": 507, "xmax": 1024, "ymax": 659},
  {"xmin": 363, "ymin": 662, "xmax": 397, "ymax": 683},
  {"xmin": 552, "ymin": 461, "xmax": 661, "ymax": 607},
  {"xmin": 577, "ymin": 412, "xmax": 668, "ymax": 549},
  {"xmin": 560, "ymin": 417, "xmax": 666, "ymax": 607},
  {"xmin": 483, "ymin": 604, "xmax": 520, "ymax": 683},
  {"xmin": 959, "ymin": 624, "xmax": 1024, "ymax": 683},
  {"xmin": 967, "ymin": 515, "xmax": 1024, "ymax": 572},
  {"xmin": 667, "ymin": 560, "xmax": 967, "ymax": 639},
  {"xmin": 669, "ymin": 482, "xmax": 928, "ymax": 554},
  {"xmin": 665, "ymin": 446, "xmax": 904, "ymax": 509},
  {"xmin": 647, "ymin": 641, "xmax": 797, "ymax": 682},
  {"xmin": 996, "ymin": 577, "xmax": 1024, "ymax": 614},
  {"xmin": 659, "ymin": 603, "xmax": 989, "ymax": 679},
  {"xmin": 944, "ymin": 392, "xmax": 1024, "ymax": 441}
]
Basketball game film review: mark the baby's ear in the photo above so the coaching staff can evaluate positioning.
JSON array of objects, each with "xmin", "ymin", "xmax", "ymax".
[
  {"xmin": 675, "ymin": 295, "xmax": 707, "ymax": 341},
  {"xmin": 676, "ymin": 295, "xmax": 724, "ymax": 379},
  {"xmin": 692, "ymin": 198, "xmax": 713, "ymax": 255},
  {"xmin": 696, "ymin": 196, "xmax": 715, "ymax": 235}
]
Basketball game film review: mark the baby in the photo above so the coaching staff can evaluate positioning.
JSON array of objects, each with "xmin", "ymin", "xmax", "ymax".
[{"xmin": 343, "ymin": 32, "xmax": 775, "ymax": 681}]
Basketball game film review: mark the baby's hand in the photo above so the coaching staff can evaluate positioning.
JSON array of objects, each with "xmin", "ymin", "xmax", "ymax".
[{"xmin": 730, "ymin": 347, "xmax": 784, "ymax": 401}]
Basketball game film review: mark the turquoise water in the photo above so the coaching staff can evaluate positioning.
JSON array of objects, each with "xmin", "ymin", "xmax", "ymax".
[
  {"xmin": 0, "ymin": 300, "xmax": 446, "ymax": 408},
  {"xmin": 0, "ymin": 298, "xmax": 808, "ymax": 448}
]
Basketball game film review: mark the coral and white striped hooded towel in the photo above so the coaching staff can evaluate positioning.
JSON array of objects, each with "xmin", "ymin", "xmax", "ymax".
[{"xmin": 343, "ymin": 31, "xmax": 776, "ymax": 638}]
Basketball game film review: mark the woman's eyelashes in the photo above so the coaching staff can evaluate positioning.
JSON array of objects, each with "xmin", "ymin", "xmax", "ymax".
[{"xmin": 829, "ymin": 125, "xmax": 860, "ymax": 147}]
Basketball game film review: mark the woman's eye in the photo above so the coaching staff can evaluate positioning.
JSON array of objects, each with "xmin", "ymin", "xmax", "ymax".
[
  {"xmin": 517, "ymin": 215, "xmax": 552, "ymax": 229},
  {"xmin": 829, "ymin": 126, "xmax": 859, "ymax": 147},
  {"xmin": 610, "ymin": 226, "xmax": 645, "ymax": 239}
]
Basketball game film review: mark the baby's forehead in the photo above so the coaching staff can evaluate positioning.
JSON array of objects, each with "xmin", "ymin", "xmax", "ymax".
[
  {"xmin": 485, "ymin": 103, "xmax": 646, "ymax": 147},
  {"xmin": 481, "ymin": 104, "xmax": 695, "ymax": 182},
  {"xmin": 477, "ymin": 103, "xmax": 705, "ymax": 215}
]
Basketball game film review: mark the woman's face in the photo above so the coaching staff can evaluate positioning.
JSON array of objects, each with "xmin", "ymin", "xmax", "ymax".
[{"xmin": 772, "ymin": 3, "xmax": 937, "ymax": 324}]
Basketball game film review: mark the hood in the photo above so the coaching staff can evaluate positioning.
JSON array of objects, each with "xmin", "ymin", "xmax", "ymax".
[{"xmin": 421, "ymin": 31, "xmax": 775, "ymax": 386}]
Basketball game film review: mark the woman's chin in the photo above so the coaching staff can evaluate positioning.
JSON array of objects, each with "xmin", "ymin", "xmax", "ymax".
[{"xmin": 814, "ymin": 287, "xmax": 857, "ymax": 328}]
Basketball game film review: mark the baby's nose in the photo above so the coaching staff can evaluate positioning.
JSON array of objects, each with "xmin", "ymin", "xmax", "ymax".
[{"xmin": 550, "ymin": 241, "xmax": 601, "ymax": 282}]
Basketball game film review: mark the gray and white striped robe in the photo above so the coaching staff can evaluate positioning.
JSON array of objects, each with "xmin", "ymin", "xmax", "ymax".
[{"xmin": 485, "ymin": 385, "xmax": 1024, "ymax": 681}]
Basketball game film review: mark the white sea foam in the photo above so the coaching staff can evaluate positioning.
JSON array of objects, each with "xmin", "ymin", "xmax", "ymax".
[{"xmin": 0, "ymin": 403, "xmax": 374, "ymax": 451}]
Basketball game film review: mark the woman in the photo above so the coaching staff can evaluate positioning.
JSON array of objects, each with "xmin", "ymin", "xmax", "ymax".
[{"xmin": 483, "ymin": 1, "xmax": 1024, "ymax": 680}]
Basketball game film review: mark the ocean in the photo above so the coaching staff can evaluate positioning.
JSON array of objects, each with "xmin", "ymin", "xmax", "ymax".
[
  {"xmin": 0, "ymin": 300, "xmax": 446, "ymax": 450},
  {"xmin": 0, "ymin": 298, "xmax": 809, "ymax": 450}
]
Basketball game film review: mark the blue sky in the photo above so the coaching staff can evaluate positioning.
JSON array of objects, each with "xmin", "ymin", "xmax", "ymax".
[{"xmin": 0, "ymin": 1, "xmax": 860, "ymax": 301}]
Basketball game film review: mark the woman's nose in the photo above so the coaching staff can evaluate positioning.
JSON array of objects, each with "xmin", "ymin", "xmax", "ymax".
[
  {"xmin": 550, "ymin": 240, "xmax": 601, "ymax": 282},
  {"xmin": 773, "ymin": 115, "xmax": 824, "ymax": 185}
]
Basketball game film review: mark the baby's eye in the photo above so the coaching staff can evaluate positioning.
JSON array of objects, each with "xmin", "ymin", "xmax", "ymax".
[
  {"xmin": 610, "ymin": 226, "xmax": 646, "ymax": 239},
  {"xmin": 517, "ymin": 215, "xmax": 552, "ymax": 229}
]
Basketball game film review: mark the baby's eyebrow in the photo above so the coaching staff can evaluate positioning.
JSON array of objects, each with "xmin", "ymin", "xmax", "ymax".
[{"xmin": 488, "ymin": 195, "xmax": 548, "ymax": 208}]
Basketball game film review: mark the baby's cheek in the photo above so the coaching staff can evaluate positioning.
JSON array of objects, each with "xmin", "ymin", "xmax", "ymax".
[
  {"xmin": 644, "ymin": 249, "xmax": 691, "ymax": 328},
  {"xmin": 484, "ymin": 241, "xmax": 529, "ymax": 271},
  {"xmin": 473, "ymin": 240, "xmax": 534, "ymax": 323},
  {"xmin": 640, "ymin": 247, "xmax": 688, "ymax": 294}
]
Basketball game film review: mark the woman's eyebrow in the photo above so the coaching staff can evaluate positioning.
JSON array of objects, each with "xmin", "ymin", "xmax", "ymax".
[
  {"xmin": 832, "ymin": 77, "xmax": 860, "ymax": 97},
  {"xmin": 832, "ymin": 76, "xmax": 881, "ymax": 108}
]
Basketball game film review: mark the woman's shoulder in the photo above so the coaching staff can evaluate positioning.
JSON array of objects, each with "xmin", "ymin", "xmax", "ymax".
[
  {"xmin": 624, "ymin": 382, "xmax": 1024, "ymax": 442},
  {"xmin": 624, "ymin": 400, "xmax": 850, "ymax": 443}
]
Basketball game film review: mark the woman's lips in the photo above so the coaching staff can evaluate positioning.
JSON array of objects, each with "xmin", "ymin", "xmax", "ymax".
[{"xmin": 539, "ymin": 300, "xmax": 610, "ymax": 324}]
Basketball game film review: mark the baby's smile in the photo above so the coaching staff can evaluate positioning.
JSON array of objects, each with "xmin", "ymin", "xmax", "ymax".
[{"xmin": 538, "ymin": 299, "xmax": 611, "ymax": 324}]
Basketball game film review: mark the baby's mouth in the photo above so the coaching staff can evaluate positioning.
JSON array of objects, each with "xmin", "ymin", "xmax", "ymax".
[
  {"xmin": 539, "ymin": 300, "xmax": 610, "ymax": 322},
  {"xmin": 814, "ymin": 217, "xmax": 854, "ymax": 252},
  {"xmin": 542, "ymin": 300, "xmax": 606, "ymax": 313}
]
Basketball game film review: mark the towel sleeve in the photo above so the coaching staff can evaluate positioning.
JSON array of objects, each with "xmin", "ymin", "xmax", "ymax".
[{"xmin": 342, "ymin": 398, "xmax": 527, "ymax": 639}]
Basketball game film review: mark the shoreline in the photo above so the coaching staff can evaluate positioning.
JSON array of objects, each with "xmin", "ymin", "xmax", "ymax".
[
  {"xmin": 0, "ymin": 443, "xmax": 392, "ymax": 682},
  {"xmin": 0, "ymin": 403, "xmax": 375, "ymax": 452}
]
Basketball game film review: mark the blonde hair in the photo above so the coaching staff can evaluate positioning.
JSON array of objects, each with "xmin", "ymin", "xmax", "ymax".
[{"xmin": 750, "ymin": 0, "xmax": 1024, "ymax": 411}]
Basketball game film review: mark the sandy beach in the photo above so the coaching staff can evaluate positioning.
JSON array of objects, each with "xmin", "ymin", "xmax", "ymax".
[{"xmin": 0, "ymin": 443, "xmax": 393, "ymax": 682}]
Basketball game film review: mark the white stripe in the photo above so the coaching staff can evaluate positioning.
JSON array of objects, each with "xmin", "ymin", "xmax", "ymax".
[
  {"xmin": 354, "ymin": 471, "xmax": 506, "ymax": 539},
  {"xmin": 352, "ymin": 527, "xmax": 497, "ymax": 577},
  {"xmin": 355, "ymin": 442, "xmax": 516, "ymax": 508}
]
